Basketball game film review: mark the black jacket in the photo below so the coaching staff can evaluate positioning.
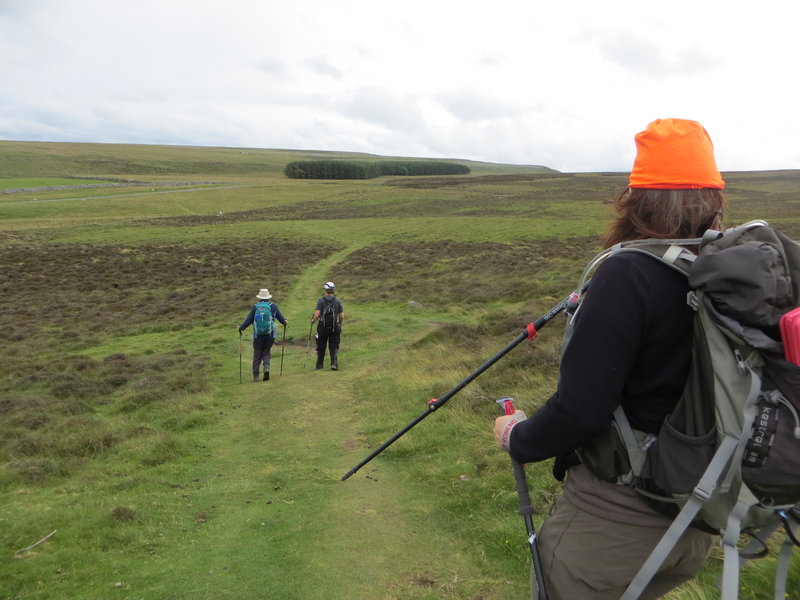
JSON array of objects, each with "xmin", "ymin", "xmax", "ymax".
[{"xmin": 509, "ymin": 251, "xmax": 694, "ymax": 478}]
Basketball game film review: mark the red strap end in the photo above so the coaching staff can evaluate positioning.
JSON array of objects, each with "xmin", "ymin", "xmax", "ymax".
[
  {"xmin": 496, "ymin": 397, "xmax": 516, "ymax": 415},
  {"xmin": 526, "ymin": 322, "xmax": 538, "ymax": 340}
]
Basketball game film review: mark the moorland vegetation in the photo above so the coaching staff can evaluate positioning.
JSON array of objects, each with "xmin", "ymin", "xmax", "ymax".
[{"xmin": 0, "ymin": 140, "xmax": 798, "ymax": 599}]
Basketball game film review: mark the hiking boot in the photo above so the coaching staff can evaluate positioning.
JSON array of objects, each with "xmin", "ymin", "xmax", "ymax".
[
  {"xmin": 253, "ymin": 374, "xmax": 259, "ymax": 382},
  {"xmin": 330, "ymin": 350, "xmax": 339, "ymax": 371},
  {"xmin": 263, "ymin": 371, "xmax": 270, "ymax": 381}
]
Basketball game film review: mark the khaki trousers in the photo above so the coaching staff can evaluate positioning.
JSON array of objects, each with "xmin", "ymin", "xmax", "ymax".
[{"xmin": 531, "ymin": 494, "xmax": 715, "ymax": 600}]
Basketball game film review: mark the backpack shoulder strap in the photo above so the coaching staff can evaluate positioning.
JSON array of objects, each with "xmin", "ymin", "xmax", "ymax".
[
  {"xmin": 610, "ymin": 239, "xmax": 698, "ymax": 277},
  {"xmin": 574, "ymin": 237, "xmax": 699, "ymax": 301},
  {"xmin": 620, "ymin": 435, "xmax": 741, "ymax": 600}
]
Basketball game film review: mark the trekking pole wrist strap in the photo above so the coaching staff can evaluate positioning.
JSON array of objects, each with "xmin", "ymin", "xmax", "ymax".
[{"xmin": 499, "ymin": 416, "xmax": 525, "ymax": 452}]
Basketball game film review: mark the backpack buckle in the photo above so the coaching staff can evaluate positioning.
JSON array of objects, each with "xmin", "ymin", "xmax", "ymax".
[
  {"xmin": 693, "ymin": 485, "xmax": 713, "ymax": 502},
  {"xmin": 734, "ymin": 350, "xmax": 750, "ymax": 375},
  {"xmin": 686, "ymin": 291, "xmax": 699, "ymax": 310}
]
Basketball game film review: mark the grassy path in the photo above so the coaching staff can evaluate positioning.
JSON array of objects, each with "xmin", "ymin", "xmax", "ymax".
[
  {"xmin": 186, "ymin": 305, "xmax": 506, "ymax": 599},
  {"xmin": 282, "ymin": 245, "xmax": 360, "ymax": 312},
  {"xmin": 180, "ymin": 235, "xmax": 524, "ymax": 598},
  {"xmin": 1, "ymin": 261, "xmax": 522, "ymax": 599}
]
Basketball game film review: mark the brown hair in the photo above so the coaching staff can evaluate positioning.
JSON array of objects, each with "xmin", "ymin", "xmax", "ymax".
[{"xmin": 604, "ymin": 188, "xmax": 726, "ymax": 248}]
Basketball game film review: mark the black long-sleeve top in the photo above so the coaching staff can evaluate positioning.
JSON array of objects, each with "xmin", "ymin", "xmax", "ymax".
[{"xmin": 509, "ymin": 251, "xmax": 695, "ymax": 475}]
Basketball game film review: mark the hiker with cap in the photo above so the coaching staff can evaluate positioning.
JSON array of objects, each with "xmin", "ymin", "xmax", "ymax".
[
  {"xmin": 238, "ymin": 288, "xmax": 288, "ymax": 382},
  {"xmin": 493, "ymin": 119, "xmax": 724, "ymax": 599},
  {"xmin": 310, "ymin": 281, "xmax": 344, "ymax": 370}
]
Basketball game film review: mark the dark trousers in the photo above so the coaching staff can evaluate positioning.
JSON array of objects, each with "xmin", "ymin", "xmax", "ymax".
[
  {"xmin": 316, "ymin": 327, "xmax": 340, "ymax": 368},
  {"xmin": 252, "ymin": 335, "xmax": 275, "ymax": 376}
]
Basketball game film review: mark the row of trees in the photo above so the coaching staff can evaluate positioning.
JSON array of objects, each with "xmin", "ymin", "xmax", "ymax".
[{"xmin": 284, "ymin": 160, "xmax": 470, "ymax": 179}]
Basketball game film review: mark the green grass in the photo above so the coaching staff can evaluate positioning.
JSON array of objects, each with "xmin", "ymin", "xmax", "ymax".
[
  {"xmin": 0, "ymin": 177, "xmax": 121, "ymax": 190},
  {"xmin": 1, "ymin": 140, "xmax": 799, "ymax": 599}
]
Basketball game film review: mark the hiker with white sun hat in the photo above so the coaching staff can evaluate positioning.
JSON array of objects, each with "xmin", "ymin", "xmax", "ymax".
[{"xmin": 238, "ymin": 288, "xmax": 288, "ymax": 382}]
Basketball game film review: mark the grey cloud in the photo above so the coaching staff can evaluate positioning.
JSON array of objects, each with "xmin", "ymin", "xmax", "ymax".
[
  {"xmin": 0, "ymin": 0, "xmax": 45, "ymax": 17},
  {"xmin": 352, "ymin": 44, "xmax": 374, "ymax": 59},
  {"xmin": 672, "ymin": 45, "xmax": 721, "ymax": 72},
  {"xmin": 437, "ymin": 89, "xmax": 522, "ymax": 122},
  {"xmin": 477, "ymin": 52, "xmax": 505, "ymax": 67},
  {"xmin": 255, "ymin": 56, "xmax": 288, "ymax": 76},
  {"xmin": 583, "ymin": 28, "xmax": 723, "ymax": 76},
  {"xmin": 304, "ymin": 56, "xmax": 343, "ymax": 79},
  {"xmin": 335, "ymin": 86, "xmax": 425, "ymax": 132}
]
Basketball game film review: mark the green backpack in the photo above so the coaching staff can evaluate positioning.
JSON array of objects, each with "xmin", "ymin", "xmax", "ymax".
[
  {"xmin": 572, "ymin": 220, "xmax": 800, "ymax": 600},
  {"xmin": 253, "ymin": 301, "xmax": 275, "ymax": 336}
]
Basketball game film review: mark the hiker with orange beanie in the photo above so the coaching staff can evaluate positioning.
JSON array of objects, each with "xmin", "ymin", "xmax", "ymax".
[{"xmin": 493, "ymin": 119, "xmax": 724, "ymax": 599}]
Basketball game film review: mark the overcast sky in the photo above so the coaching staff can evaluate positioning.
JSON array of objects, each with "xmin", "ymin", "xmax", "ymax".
[{"xmin": 2, "ymin": 0, "xmax": 799, "ymax": 173}]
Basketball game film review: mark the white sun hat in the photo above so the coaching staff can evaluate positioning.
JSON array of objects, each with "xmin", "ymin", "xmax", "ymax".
[
  {"xmin": 256, "ymin": 288, "xmax": 272, "ymax": 299},
  {"xmin": 323, "ymin": 282, "xmax": 335, "ymax": 290}
]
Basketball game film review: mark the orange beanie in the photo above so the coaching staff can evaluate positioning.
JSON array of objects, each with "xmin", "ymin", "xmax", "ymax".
[{"xmin": 629, "ymin": 118, "xmax": 724, "ymax": 189}]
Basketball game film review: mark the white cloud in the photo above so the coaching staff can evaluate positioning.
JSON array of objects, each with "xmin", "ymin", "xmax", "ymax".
[{"xmin": 1, "ymin": 0, "xmax": 800, "ymax": 171}]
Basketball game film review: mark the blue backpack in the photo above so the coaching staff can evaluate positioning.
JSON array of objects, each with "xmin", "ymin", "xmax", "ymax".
[{"xmin": 253, "ymin": 301, "xmax": 275, "ymax": 336}]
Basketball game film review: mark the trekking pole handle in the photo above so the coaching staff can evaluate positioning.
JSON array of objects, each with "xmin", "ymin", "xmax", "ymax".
[
  {"xmin": 496, "ymin": 396, "xmax": 549, "ymax": 600},
  {"xmin": 496, "ymin": 396, "xmax": 516, "ymax": 416},
  {"xmin": 496, "ymin": 398, "xmax": 532, "ymax": 516}
]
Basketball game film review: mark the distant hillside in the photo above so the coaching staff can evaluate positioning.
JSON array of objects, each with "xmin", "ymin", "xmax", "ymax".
[{"xmin": 0, "ymin": 140, "xmax": 557, "ymax": 179}]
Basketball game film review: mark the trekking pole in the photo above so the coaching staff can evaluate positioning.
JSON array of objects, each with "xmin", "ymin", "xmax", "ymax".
[
  {"xmin": 341, "ymin": 283, "xmax": 589, "ymax": 481},
  {"xmin": 279, "ymin": 324, "xmax": 287, "ymax": 376},
  {"xmin": 497, "ymin": 396, "xmax": 549, "ymax": 600},
  {"xmin": 238, "ymin": 330, "xmax": 243, "ymax": 384},
  {"xmin": 304, "ymin": 322, "xmax": 313, "ymax": 368}
]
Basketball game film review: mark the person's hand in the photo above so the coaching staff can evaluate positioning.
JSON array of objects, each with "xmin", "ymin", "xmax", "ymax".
[{"xmin": 494, "ymin": 410, "xmax": 527, "ymax": 452}]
